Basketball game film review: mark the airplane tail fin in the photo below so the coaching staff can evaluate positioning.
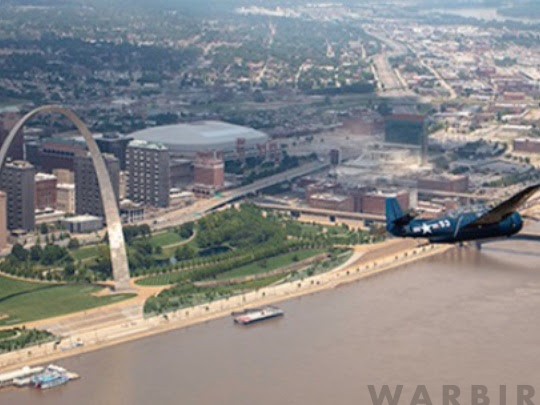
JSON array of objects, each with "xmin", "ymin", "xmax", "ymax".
[{"xmin": 386, "ymin": 198, "xmax": 405, "ymax": 235}]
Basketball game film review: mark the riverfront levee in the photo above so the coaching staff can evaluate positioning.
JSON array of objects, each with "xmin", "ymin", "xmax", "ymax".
[{"xmin": 2, "ymin": 239, "xmax": 540, "ymax": 404}]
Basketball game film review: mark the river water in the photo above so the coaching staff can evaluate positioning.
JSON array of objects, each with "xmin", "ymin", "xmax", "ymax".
[
  {"xmin": 3, "ymin": 239, "xmax": 540, "ymax": 404},
  {"xmin": 429, "ymin": 7, "xmax": 538, "ymax": 23}
]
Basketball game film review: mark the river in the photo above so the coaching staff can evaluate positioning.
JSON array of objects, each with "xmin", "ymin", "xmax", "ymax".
[
  {"xmin": 429, "ymin": 7, "xmax": 537, "ymax": 23},
  {"xmin": 3, "ymin": 239, "xmax": 540, "ymax": 404}
]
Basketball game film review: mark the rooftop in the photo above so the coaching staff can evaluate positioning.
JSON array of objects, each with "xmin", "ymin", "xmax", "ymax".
[
  {"xmin": 130, "ymin": 121, "xmax": 268, "ymax": 150},
  {"xmin": 128, "ymin": 139, "xmax": 168, "ymax": 151},
  {"xmin": 35, "ymin": 172, "xmax": 57, "ymax": 181},
  {"xmin": 6, "ymin": 160, "xmax": 34, "ymax": 169},
  {"xmin": 63, "ymin": 214, "xmax": 103, "ymax": 223}
]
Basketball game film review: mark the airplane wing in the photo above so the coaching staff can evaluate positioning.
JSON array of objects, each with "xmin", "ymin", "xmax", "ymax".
[{"xmin": 467, "ymin": 183, "xmax": 540, "ymax": 226}]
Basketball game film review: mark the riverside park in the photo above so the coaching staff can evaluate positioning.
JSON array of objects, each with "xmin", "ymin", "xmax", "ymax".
[{"xmin": 0, "ymin": 204, "xmax": 380, "ymax": 353}]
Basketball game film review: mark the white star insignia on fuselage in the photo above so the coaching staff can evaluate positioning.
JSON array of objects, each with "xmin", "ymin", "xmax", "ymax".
[{"xmin": 421, "ymin": 223, "xmax": 432, "ymax": 235}]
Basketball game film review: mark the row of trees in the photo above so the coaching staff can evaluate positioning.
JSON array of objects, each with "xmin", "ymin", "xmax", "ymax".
[{"xmin": 0, "ymin": 328, "xmax": 54, "ymax": 354}]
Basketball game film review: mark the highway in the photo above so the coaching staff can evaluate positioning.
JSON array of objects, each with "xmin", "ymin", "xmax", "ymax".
[
  {"xmin": 148, "ymin": 162, "xmax": 330, "ymax": 231},
  {"xmin": 253, "ymin": 202, "xmax": 386, "ymax": 223}
]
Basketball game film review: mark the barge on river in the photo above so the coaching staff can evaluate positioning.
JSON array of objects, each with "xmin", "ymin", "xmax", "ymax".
[{"xmin": 232, "ymin": 306, "xmax": 284, "ymax": 325}]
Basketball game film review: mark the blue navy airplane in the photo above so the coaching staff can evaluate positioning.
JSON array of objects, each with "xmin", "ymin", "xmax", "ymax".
[{"xmin": 386, "ymin": 184, "xmax": 540, "ymax": 244}]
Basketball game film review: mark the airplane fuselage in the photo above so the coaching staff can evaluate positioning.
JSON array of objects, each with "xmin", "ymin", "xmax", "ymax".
[{"xmin": 390, "ymin": 212, "xmax": 524, "ymax": 244}]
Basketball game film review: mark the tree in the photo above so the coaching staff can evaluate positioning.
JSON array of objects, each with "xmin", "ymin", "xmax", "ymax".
[
  {"xmin": 175, "ymin": 245, "xmax": 196, "ymax": 261},
  {"xmin": 39, "ymin": 223, "xmax": 49, "ymax": 234},
  {"xmin": 63, "ymin": 263, "xmax": 76, "ymax": 278},
  {"xmin": 11, "ymin": 244, "xmax": 28, "ymax": 262},
  {"xmin": 67, "ymin": 238, "xmax": 80, "ymax": 250},
  {"xmin": 30, "ymin": 245, "xmax": 43, "ymax": 262}
]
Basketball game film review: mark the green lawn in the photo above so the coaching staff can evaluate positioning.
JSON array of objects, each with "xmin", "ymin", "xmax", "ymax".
[
  {"xmin": 0, "ymin": 276, "xmax": 45, "ymax": 301},
  {"xmin": 71, "ymin": 245, "xmax": 101, "ymax": 261},
  {"xmin": 137, "ymin": 272, "xmax": 188, "ymax": 287},
  {"xmin": 150, "ymin": 231, "xmax": 183, "ymax": 248},
  {"xmin": 69, "ymin": 231, "xmax": 184, "ymax": 262},
  {"xmin": 215, "ymin": 249, "xmax": 325, "ymax": 280},
  {"xmin": 137, "ymin": 248, "xmax": 328, "ymax": 287},
  {"xmin": 0, "ymin": 329, "xmax": 17, "ymax": 340},
  {"xmin": 0, "ymin": 276, "xmax": 135, "ymax": 326}
]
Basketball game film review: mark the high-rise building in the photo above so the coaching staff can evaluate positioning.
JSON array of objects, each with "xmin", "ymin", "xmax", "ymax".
[
  {"xmin": 57, "ymin": 183, "xmax": 75, "ymax": 214},
  {"xmin": 0, "ymin": 191, "xmax": 7, "ymax": 251},
  {"xmin": 126, "ymin": 140, "xmax": 170, "ymax": 208},
  {"xmin": 193, "ymin": 151, "xmax": 224, "ymax": 196},
  {"xmin": 95, "ymin": 133, "xmax": 133, "ymax": 170},
  {"xmin": 35, "ymin": 172, "xmax": 58, "ymax": 210},
  {"xmin": 0, "ymin": 160, "xmax": 36, "ymax": 231},
  {"xmin": 0, "ymin": 112, "xmax": 24, "ymax": 161},
  {"xmin": 74, "ymin": 153, "xmax": 120, "ymax": 217}
]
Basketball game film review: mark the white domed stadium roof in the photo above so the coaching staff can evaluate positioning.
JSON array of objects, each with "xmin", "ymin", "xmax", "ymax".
[{"xmin": 129, "ymin": 121, "xmax": 269, "ymax": 155}]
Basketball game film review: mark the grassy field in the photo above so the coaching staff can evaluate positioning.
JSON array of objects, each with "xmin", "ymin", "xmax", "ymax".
[
  {"xmin": 70, "ymin": 231, "xmax": 186, "ymax": 262},
  {"xmin": 0, "ymin": 276, "xmax": 134, "ymax": 326},
  {"xmin": 0, "ymin": 276, "xmax": 45, "ymax": 301},
  {"xmin": 149, "ymin": 231, "xmax": 183, "ymax": 248},
  {"xmin": 216, "ymin": 249, "xmax": 325, "ymax": 280},
  {"xmin": 137, "ymin": 248, "xmax": 327, "ymax": 286},
  {"xmin": 71, "ymin": 245, "xmax": 101, "ymax": 261},
  {"xmin": 144, "ymin": 274, "xmax": 286, "ymax": 314}
]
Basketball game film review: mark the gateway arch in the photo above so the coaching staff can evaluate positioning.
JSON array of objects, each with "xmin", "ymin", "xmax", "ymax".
[{"xmin": 0, "ymin": 105, "xmax": 131, "ymax": 291}]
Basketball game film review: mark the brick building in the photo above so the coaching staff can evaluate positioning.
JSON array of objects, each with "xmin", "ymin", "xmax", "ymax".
[
  {"xmin": 74, "ymin": 153, "xmax": 120, "ymax": 217},
  {"xmin": 126, "ymin": 140, "xmax": 170, "ymax": 208},
  {"xmin": 418, "ymin": 175, "xmax": 469, "ymax": 193},
  {"xmin": 35, "ymin": 172, "xmax": 58, "ymax": 210},
  {"xmin": 193, "ymin": 151, "xmax": 224, "ymax": 195},
  {"xmin": 308, "ymin": 193, "xmax": 354, "ymax": 212},
  {"xmin": 0, "ymin": 191, "xmax": 7, "ymax": 251},
  {"xmin": 361, "ymin": 190, "xmax": 410, "ymax": 216},
  {"xmin": 514, "ymin": 138, "xmax": 540, "ymax": 155},
  {"xmin": 0, "ymin": 160, "xmax": 36, "ymax": 231}
]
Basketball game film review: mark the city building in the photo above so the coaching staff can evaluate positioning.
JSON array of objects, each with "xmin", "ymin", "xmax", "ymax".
[
  {"xmin": 120, "ymin": 200, "xmax": 145, "ymax": 224},
  {"xmin": 27, "ymin": 137, "xmax": 87, "ymax": 172},
  {"xmin": 95, "ymin": 133, "xmax": 133, "ymax": 170},
  {"xmin": 170, "ymin": 158, "xmax": 193, "ymax": 188},
  {"xmin": 514, "ymin": 138, "xmax": 540, "ymax": 155},
  {"xmin": 0, "ymin": 160, "xmax": 36, "ymax": 232},
  {"xmin": 0, "ymin": 111, "xmax": 24, "ymax": 161},
  {"xmin": 169, "ymin": 189, "xmax": 196, "ymax": 207},
  {"xmin": 329, "ymin": 149, "xmax": 342, "ymax": 166},
  {"xmin": 361, "ymin": 190, "xmax": 410, "ymax": 216},
  {"xmin": 129, "ymin": 121, "xmax": 269, "ymax": 161},
  {"xmin": 418, "ymin": 175, "xmax": 469, "ymax": 193},
  {"xmin": 126, "ymin": 140, "xmax": 170, "ymax": 208},
  {"xmin": 0, "ymin": 191, "xmax": 7, "ymax": 251},
  {"xmin": 74, "ymin": 153, "xmax": 120, "ymax": 217},
  {"xmin": 52, "ymin": 168, "xmax": 74, "ymax": 184},
  {"xmin": 193, "ymin": 151, "xmax": 225, "ymax": 196},
  {"xmin": 308, "ymin": 193, "xmax": 354, "ymax": 212},
  {"xmin": 384, "ymin": 114, "xmax": 426, "ymax": 146},
  {"xmin": 35, "ymin": 172, "xmax": 57, "ymax": 210},
  {"xmin": 61, "ymin": 215, "xmax": 103, "ymax": 233},
  {"xmin": 56, "ymin": 183, "xmax": 75, "ymax": 214}
]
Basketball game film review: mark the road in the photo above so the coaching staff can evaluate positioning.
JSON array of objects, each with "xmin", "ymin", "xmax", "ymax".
[
  {"xmin": 148, "ymin": 162, "xmax": 330, "ymax": 231},
  {"xmin": 420, "ymin": 60, "xmax": 458, "ymax": 99},
  {"xmin": 254, "ymin": 202, "xmax": 386, "ymax": 223}
]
